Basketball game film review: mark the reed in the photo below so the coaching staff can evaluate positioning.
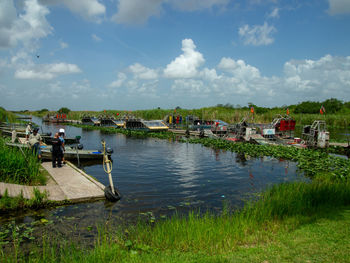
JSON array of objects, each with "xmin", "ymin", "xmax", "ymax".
[
  {"xmin": 0, "ymin": 107, "xmax": 18, "ymax": 123},
  {"xmin": 0, "ymin": 138, "xmax": 46, "ymax": 185},
  {"xmin": 2, "ymin": 178, "xmax": 349, "ymax": 262}
]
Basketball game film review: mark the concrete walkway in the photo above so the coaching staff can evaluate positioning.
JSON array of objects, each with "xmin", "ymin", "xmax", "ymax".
[{"xmin": 0, "ymin": 161, "xmax": 105, "ymax": 203}]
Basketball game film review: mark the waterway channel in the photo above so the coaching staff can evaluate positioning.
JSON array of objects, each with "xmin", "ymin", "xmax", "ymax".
[{"xmin": 0, "ymin": 116, "xmax": 307, "ymax": 248}]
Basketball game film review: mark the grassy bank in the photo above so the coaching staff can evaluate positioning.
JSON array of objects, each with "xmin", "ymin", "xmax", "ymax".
[
  {"xmin": 0, "ymin": 137, "xmax": 46, "ymax": 185},
  {"xmin": 2, "ymin": 178, "xmax": 349, "ymax": 262},
  {"xmin": 0, "ymin": 107, "xmax": 18, "ymax": 123},
  {"xmin": 70, "ymin": 123, "xmax": 176, "ymax": 139},
  {"xmin": 0, "ymin": 188, "xmax": 47, "ymax": 212}
]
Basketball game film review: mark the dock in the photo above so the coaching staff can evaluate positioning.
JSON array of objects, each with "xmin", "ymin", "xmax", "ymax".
[
  {"xmin": 0, "ymin": 161, "xmax": 105, "ymax": 203},
  {"xmin": 329, "ymin": 142, "xmax": 350, "ymax": 148}
]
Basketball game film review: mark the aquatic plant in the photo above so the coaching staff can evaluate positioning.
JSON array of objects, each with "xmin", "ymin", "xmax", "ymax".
[
  {"xmin": 71, "ymin": 123, "xmax": 177, "ymax": 140},
  {"xmin": 188, "ymin": 138, "xmax": 350, "ymax": 180}
]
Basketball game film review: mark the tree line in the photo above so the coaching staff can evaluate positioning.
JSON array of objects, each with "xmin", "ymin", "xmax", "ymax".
[{"xmin": 216, "ymin": 98, "xmax": 350, "ymax": 114}]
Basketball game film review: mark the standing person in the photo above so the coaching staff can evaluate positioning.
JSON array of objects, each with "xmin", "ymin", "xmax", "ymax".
[
  {"xmin": 58, "ymin": 128, "xmax": 66, "ymax": 164},
  {"xmin": 28, "ymin": 128, "xmax": 42, "ymax": 159},
  {"xmin": 51, "ymin": 133, "xmax": 62, "ymax": 168},
  {"xmin": 25, "ymin": 122, "xmax": 32, "ymax": 140}
]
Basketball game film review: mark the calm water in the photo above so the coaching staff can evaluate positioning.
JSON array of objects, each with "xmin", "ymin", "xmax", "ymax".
[{"xmin": 0, "ymin": 116, "xmax": 307, "ymax": 246}]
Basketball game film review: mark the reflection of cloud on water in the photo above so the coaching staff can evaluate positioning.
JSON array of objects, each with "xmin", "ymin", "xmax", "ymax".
[{"xmin": 168, "ymin": 143, "xmax": 199, "ymax": 189}]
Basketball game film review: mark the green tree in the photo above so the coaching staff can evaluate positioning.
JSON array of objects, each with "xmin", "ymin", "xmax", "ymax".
[
  {"xmin": 322, "ymin": 98, "xmax": 343, "ymax": 113},
  {"xmin": 294, "ymin": 101, "xmax": 321, "ymax": 114},
  {"xmin": 58, "ymin": 107, "xmax": 70, "ymax": 114}
]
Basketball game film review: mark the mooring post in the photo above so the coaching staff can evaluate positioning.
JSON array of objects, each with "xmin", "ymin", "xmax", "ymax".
[{"xmin": 102, "ymin": 140, "xmax": 115, "ymax": 195}]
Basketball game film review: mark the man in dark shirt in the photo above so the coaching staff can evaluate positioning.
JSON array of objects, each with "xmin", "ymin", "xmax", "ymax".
[{"xmin": 52, "ymin": 133, "xmax": 62, "ymax": 168}]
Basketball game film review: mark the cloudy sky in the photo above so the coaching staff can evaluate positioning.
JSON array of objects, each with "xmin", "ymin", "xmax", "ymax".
[{"xmin": 0, "ymin": 0, "xmax": 349, "ymax": 111}]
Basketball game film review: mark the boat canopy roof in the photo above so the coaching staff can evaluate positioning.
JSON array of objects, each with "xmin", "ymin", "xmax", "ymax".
[{"xmin": 143, "ymin": 120, "xmax": 168, "ymax": 128}]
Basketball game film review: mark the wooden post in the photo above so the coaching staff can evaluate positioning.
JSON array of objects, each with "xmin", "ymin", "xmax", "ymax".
[{"xmin": 102, "ymin": 140, "xmax": 115, "ymax": 195}]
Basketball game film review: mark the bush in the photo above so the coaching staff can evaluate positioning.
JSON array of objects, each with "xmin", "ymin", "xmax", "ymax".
[
  {"xmin": 58, "ymin": 107, "xmax": 70, "ymax": 114},
  {"xmin": 294, "ymin": 98, "xmax": 343, "ymax": 114},
  {"xmin": 322, "ymin": 98, "xmax": 343, "ymax": 113},
  {"xmin": 294, "ymin": 101, "xmax": 321, "ymax": 114}
]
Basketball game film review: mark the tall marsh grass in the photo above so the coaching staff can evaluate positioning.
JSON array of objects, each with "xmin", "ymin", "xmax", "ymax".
[
  {"xmin": 0, "ymin": 138, "xmax": 45, "ymax": 185},
  {"xmin": 124, "ymin": 179, "xmax": 350, "ymax": 254},
  {"xmin": 1, "ymin": 178, "xmax": 349, "ymax": 261},
  {"xmin": 0, "ymin": 107, "xmax": 17, "ymax": 123}
]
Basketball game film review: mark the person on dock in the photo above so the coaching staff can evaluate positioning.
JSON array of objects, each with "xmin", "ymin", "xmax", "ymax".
[
  {"xmin": 58, "ymin": 128, "xmax": 66, "ymax": 164},
  {"xmin": 28, "ymin": 128, "xmax": 42, "ymax": 159},
  {"xmin": 25, "ymin": 122, "xmax": 32, "ymax": 140},
  {"xmin": 51, "ymin": 133, "xmax": 62, "ymax": 168}
]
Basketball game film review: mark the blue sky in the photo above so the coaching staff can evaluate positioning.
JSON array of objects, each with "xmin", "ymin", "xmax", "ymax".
[{"xmin": 0, "ymin": 0, "xmax": 350, "ymax": 111}]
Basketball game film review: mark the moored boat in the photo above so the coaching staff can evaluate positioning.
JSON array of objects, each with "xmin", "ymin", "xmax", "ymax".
[
  {"xmin": 81, "ymin": 115, "xmax": 101, "ymax": 126},
  {"xmin": 42, "ymin": 113, "xmax": 67, "ymax": 123},
  {"xmin": 0, "ymin": 129, "xmax": 80, "ymax": 145},
  {"xmin": 5, "ymin": 142, "xmax": 110, "ymax": 161},
  {"xmin": 125, "ymin": 119, "xmax": 168, "ymax": 131}
]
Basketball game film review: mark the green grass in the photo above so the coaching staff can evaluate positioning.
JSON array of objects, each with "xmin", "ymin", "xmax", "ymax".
[
  {"xmin": 0, "ymin": 188, "xmax": 47, "ymax": 211},
  {"xmin": 1, "ymin": 179, "xmax": 349, "ymax": 262},
  {"xmin": 0, "ymin": 137, "xmax": 46, "ymax": 185},
  {"xmin": 0, "ymin": 107, "xmax": 18, "ymax": 123},
  {"xmin": 0, "ymin": 188, "xmax": 71, "ymax": 213}
]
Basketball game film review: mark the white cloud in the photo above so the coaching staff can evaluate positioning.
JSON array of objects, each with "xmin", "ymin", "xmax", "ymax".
[
  {"xmin": 328, "ymin": 0, "xmax": 350, "ymax": 15},
  {"xmin": 105, "ymin": 40, "xmax": 350, "ymax": 107},
  {"xmin": 91, "ymin": 34, "xmax": 102, "ymax": 42},
  {"xmin": 129, "ymin": 63, "xmax": 158, "ymax": 79},
  {"xmin": 10, "ymin": 50, "xmax": 31, "ymax": 65},
  {"xmin": 107, "ymin": 69, "xmax": 159, "ymax": 98},
  {"xmin": 169, "ymin": 0, "xmax": 229, "ymax": 12},
  {"xmin": 167, "ymin": 49, "xmax": 350, "ymax": 103},
  {"xmin": 38, "ymin": 0, "xmax": 106, "ymax": 21},
  {"xmin": 108, "ymin": 72, "xmax": 127, "ymax": 88},
  {"xmin": 0, "ymin": 0, "xmax": 52, "ymax": 49},
  {"xmin": 62, "ymin": 0, "xmax": 105, "ymax": 21},
  {"xmin": 39, "ymin": 79, "xmax": 92, "ymax": 100},
  {"xmin": 268, "ymin": 7, "xmax": 279, "ymax": 19},
  {"xmin": 15, "ymin": 63, "xmax": 81, "ymax": 80},
  {"xmin": 218, "ymin": 57, "xmax": 261, "ymax": 80},
  {"xmin": 60, "ymin": 41, "xmax": 68, "ymax": 49},
  {"xmin": 171, "ymin": 79, "xmax": 210, "ymax": 96},
  {"xmin": 112, "ymin": 0, "xmax": 163, "ymax": 25},
  {"xmin": 111, "ymin": 0, "xmax": 228, "ymax": 25},
  {"xmin": 239, "ymin": 22, "xmax": 276, "ymax": 46},
  {"xmin": 164, "ymin": 39, "xmax": 205, "ymax": 78},
  {"xmin": 199, "ymin": 68, "xmax": 220, "ymax": 82},
  {"xmin": 283, "ymin": 55, "xmax": 350, "ymax": 97}
]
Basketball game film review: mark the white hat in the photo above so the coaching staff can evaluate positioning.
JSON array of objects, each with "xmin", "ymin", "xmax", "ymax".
[{"xmin": 59, "ymin": 128, "xmax": 65, "ymax": 133}]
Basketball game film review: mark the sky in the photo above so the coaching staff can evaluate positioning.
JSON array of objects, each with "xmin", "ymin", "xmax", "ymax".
[{"xmin": 0, "ymin": 0, "xmax": 350, "ymax": 111}]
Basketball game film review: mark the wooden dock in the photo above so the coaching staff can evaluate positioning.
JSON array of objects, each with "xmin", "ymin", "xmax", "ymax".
[{"xmin": 0, "ymin": 161, "xmax": 105, "ymax": 203}]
